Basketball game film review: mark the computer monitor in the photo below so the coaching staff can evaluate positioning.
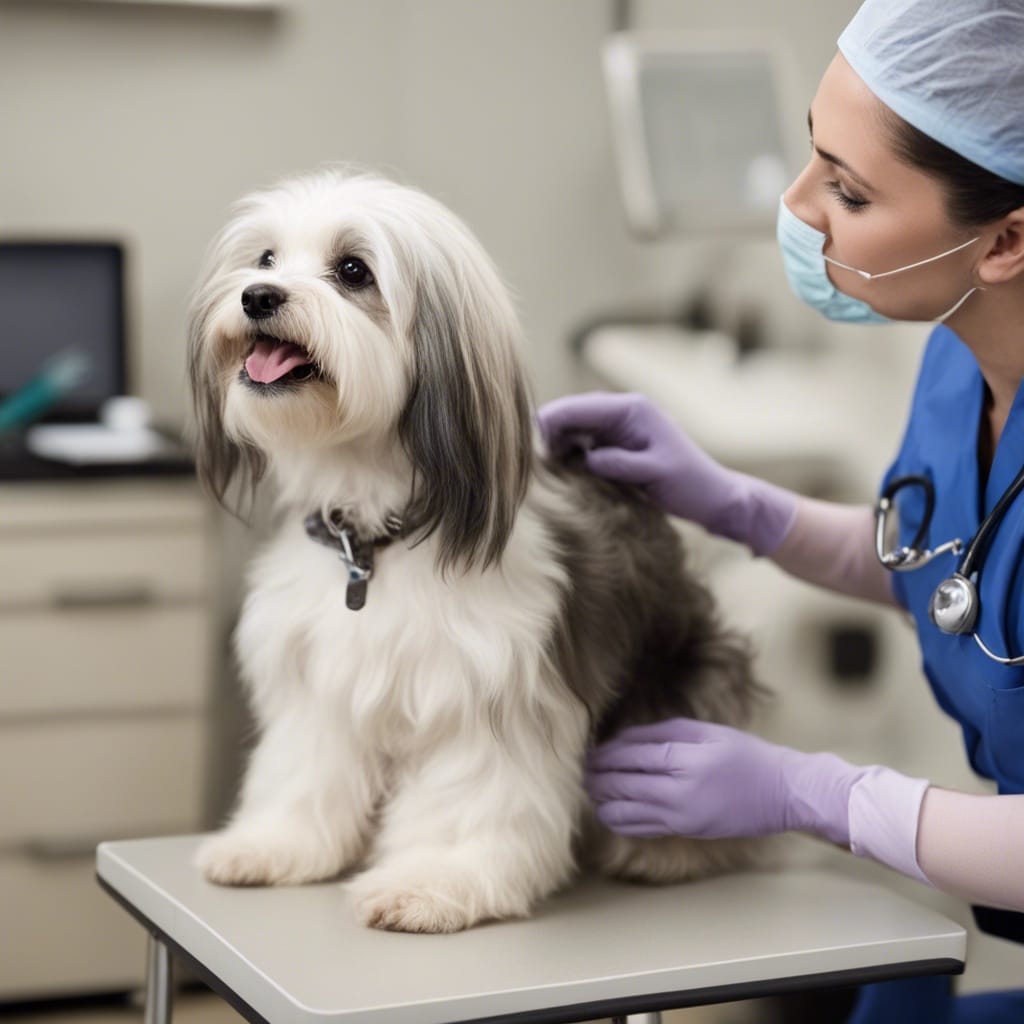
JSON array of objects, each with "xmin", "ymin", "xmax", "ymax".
[
  {"xmin": 0, "ymin": 241, "xmax": 127, "ymax": 422},
  {"xmin": 603, "ymin": 32, "xmax": 802, "ymax": 238}
]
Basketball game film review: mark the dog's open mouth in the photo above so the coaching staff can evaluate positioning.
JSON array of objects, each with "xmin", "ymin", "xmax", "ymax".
[{"xmin": 241, "ymin": 334, "xmax": 324, "ymax": 389}]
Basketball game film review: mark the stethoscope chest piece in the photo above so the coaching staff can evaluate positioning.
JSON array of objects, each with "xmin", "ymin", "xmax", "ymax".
[
  {"xmin": 878, "ymin": 470, "xmax": 1024, "ymax": 663},
  {"xmin": 928, "ymin": 573, "xmax": 979, "ymax": 634}
]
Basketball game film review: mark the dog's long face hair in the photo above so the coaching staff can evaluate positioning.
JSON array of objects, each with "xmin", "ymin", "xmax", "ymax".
[{"xmin": 188, "ymin": 170, "xmax": 531, "ymax": 571}]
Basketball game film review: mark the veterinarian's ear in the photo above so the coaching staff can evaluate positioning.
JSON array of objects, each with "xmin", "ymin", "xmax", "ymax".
[{"xmin": 399, "ymin": 277, "xmax": 532, "ymax": 574}]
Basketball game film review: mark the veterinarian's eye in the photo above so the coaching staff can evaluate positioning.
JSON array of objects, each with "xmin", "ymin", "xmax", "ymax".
[
  {"xmin": 258, "ymin": 250, "xmax": 276, "ymax": 268},
  {"xmin": 335, "ymin": 257, "xmax": 373, "ymax": 289}
]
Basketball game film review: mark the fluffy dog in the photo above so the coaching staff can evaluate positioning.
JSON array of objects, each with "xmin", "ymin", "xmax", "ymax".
[{"xmin": 188, "ymin": 169, "xmax": 764, "ymax": 933}]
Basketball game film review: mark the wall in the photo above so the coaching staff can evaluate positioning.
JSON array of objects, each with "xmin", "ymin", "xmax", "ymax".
[{"xmin": 1, "ymin": 0, "xmax": 869, "ymax": 427}]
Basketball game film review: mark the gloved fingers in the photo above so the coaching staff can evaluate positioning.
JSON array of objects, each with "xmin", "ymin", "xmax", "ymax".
[
  {"xmin": 587, "ymin": 739, "xmax": 689, "ymax": 774},
  {"xmin": 583, "ymin": 446, "xmax": 660, "ymax": 483},
  {"xmin": 585, "ymin": 768, "xmax": 683, "ymax": 806},
  {"xmin": 594, "ymin": 800, "xmax": 670, "ymax": 835},
  {"xmin": 536, "ymin": 392, "xmax": 634, "ymax": 440},
  {"xmin": 595, "ymin": 717, "xmax": 716, "ymax": 751},
  {"xmin": 597, "ymin": 820, "xmax": 670, "ymax": 838}
]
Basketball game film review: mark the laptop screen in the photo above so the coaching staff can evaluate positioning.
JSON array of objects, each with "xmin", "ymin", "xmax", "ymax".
[{"xmin": 0, "ymin": 242, "xmax": 126, "ymax": 421}]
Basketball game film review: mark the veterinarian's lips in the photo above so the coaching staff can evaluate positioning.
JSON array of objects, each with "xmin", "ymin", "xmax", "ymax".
[{"xmin": 243, "ymin": 336, "xmax": 319, "ymax": 384}]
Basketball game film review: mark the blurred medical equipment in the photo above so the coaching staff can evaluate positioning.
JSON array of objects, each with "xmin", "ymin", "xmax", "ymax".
[
  {"xmin": 0, "ymin": 241, "xmax": 126, "ymax": 423},
  {"xmin": 0, "ymin": 240, "xmax": 184, "ymax": 467},
  {"xmin": 25, "ymin": 396, "xmax": 176, "ymax": 465},
  {"xmin": 877, "ymin": 472, "xmax": 1024, "ymax": 664},
  {"xmin": 0, "ymin": 349, "xmax": 91, "ymax": 435},
  {"xmin": 603, "ymin": 31, "xmax": 802, "ymax": 237},
  {"xmin": 591, "ymin": 27, "xmax": 924, "ymax": 486}
]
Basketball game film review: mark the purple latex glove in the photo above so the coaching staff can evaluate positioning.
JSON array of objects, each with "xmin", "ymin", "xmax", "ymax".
[
  {"xmin": 586, "ymin": 718, "xmax": 860, "ymax": 843},
  {"xmin": 536, "ymin": 391, "xmax": 797, "ymax": 556},
  {"xmin": 586, "ymin": 718, "xmax": 933, "ymax": 884}
]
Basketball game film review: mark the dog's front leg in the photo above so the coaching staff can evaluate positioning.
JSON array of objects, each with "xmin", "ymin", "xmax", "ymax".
[
  {"xmin": 195, "ymin": 702, "xmax": 381, "ymax": 887},
  {"xmin": 347, "ymin": 697, "xmax": 588, "ymax": 932}
]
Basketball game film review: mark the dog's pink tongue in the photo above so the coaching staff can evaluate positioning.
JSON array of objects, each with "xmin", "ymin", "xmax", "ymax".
[{"xmin": 245, "ymin": 339, "xmax": 312, "ymax": 383}]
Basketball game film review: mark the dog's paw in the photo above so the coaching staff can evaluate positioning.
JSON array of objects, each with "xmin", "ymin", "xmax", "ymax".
[
  {"xmin": 347, "ymin": 863, "xmax": 494, "ymax": 933},
  {"xmin": 194, "ymin": 829, "xmax": 347, "ymax": 887}
]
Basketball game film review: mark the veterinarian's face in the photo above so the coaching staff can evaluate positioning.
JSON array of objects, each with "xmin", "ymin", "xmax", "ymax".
[
  {"xmin": 194, "ymin": 180, "xmax": 414, "ymax": 452},
  {"xmin": 783, "ymin": 54, "xmax": 978, "ymax": 323}
]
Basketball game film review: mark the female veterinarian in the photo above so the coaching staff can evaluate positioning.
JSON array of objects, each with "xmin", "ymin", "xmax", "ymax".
[{"xmin": 540, "ymin": 0, "xmax": 1024, "ymax": 1021}]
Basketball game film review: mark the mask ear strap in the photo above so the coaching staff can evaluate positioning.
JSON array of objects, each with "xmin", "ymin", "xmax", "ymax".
[
  {"xmin": 936, "ymin": 286, "xmax": 981, "ymax": 322},
  {"xmin": 824, "ymin": 236, "xmax": 979, "ymax": 280}
]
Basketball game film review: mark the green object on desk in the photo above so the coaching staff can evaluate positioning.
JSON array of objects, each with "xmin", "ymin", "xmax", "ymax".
[{"xmin": 0, "ymin": 350, "xmax": 91, "ymax": 433}]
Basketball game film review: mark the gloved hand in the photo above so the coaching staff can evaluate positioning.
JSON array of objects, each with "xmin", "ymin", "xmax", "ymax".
[
  {"xmin": 536, "ymin": 391, "xmax": 797, "ymax": 556},
  {"xmin": 586, "ymin": 718, "xmax": 932, "ymax": 883},
  {"xmin": 586, "ymin": 717, "xmax": 858, "ymax": 842}
]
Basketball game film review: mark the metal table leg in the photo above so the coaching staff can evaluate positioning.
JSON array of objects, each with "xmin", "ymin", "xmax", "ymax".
[{"xmin": 144, "ymin": 933, "xmax": 174, "ymax": 1024}]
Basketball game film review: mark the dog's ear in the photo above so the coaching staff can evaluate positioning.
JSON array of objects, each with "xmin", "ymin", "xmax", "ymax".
[
  {"xmin": 399, "ymin": 274, "xmax": 533, "ymax": 575},
  {"xmin": 186, "ymin": 276, "xmax": 265, "ymax": 518}
]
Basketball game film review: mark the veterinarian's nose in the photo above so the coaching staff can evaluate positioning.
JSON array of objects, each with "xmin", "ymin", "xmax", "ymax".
[{"xmin": 241, "ymin": 283, "xmax": 288, "ymax": 320}]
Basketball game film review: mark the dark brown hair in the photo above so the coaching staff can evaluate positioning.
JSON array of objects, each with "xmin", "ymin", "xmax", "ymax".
[{"xmin": 885, "ymin": 111, "xmax": 1024, "ymax": 227}]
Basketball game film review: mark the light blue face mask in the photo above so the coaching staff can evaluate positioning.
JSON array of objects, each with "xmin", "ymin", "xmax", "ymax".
[{"xmin": 776, "ymin": 196, "xmax": 979, "ymax": 324}]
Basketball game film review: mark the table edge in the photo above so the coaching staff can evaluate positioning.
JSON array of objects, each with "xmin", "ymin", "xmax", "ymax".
[{"xmin": 96, "ymin": 873, "xmax": 964, "ymax": 1024}]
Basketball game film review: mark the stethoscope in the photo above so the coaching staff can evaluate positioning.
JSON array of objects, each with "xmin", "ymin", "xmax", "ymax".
[{"xmin": 875, "ymin": 469, "xmax": 1024, "ymax": 666}]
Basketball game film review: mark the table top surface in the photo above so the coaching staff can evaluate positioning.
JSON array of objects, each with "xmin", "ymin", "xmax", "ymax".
[{"xmin": 97, "ymin": 835, "xmax": 965, "ymax": 1024}]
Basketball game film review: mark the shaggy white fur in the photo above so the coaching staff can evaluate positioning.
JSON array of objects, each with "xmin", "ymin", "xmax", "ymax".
[{"xmin": 188, "ymin": 170, "xmax": 760, "ymax": 933}]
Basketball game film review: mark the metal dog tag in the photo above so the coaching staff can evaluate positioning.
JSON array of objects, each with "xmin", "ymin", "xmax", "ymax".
[{"xmin": 336, "ymin": 528, "xmax": 373, "ymax": 611}]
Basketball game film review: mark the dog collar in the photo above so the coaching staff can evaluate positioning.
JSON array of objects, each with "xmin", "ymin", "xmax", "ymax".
[{"xmin": 303, "ymin": 509, "xmax": 406, "ymax": 611}]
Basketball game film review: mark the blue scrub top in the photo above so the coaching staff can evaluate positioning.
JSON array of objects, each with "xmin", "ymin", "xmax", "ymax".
[
  {"xmin": 883, "ymin": 325, "xmax": 1024, "ymax": 795},
  {"xmin": 882, "ymin": 325, "xmax": 1024, "ymax": 945}
]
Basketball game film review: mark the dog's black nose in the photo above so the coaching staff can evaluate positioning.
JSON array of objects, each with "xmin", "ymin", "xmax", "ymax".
[{"xmin": 241, "ymin": 283, "xmax": 287, "ymax": 319}]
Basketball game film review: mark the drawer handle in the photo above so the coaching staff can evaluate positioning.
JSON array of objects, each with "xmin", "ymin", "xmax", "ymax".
[{"xmin": 52, "ymin": 586, "xmax": 156, "ymax": 610}]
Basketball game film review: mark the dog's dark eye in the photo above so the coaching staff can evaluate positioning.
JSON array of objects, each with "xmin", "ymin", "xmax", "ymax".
[
  {"xmin": 258, "ymin": 250, "xmax": 275, "ymax": 269},
  {"xmin": 335, "ymin": 257, "xmax": 373, "ymax": 289}
]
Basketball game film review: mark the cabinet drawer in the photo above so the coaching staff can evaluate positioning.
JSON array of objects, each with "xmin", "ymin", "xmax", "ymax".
[
  {"xmin": 0, "ymin": 716, "xmax": 206, "ymax": 847},
  {"xmin": 0, "ymin": 850, "xmax": 146, "ymax": 999},
  {"xmin": 0, "ymin": 480, "xmax": 206, "ymax": 531},
  {"xmin": 0, "ymin": 605, "xmax": 211, "ymax": 715},
  {"xmin": 0, "ymin": 528, "xmax": 207, "ymax": 606}
]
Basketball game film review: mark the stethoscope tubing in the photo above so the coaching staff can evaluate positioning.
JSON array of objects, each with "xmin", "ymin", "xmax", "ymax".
[
  {"xmin": 876, "ymin": 466, "xmax": 1024, "ymax": 665},
  {"xmin": 961, "ymin": 464, "xmax": 1024, "ymax": 578}
]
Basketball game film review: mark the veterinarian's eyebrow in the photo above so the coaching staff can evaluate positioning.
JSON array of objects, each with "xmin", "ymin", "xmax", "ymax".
[{"xmin": 807, "ymin": 109, "xmax": 877, "ymax": 194}]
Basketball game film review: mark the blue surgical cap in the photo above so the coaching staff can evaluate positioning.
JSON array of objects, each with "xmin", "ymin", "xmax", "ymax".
[{"xmin": 838, "ymin": 0, "xmax": 1024, "ymax": 186}]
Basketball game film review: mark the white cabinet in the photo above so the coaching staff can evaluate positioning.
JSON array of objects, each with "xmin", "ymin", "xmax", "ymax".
[{"xmin": 0, "ymin": 479, "xmax": 214, "ymax": 1001}]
